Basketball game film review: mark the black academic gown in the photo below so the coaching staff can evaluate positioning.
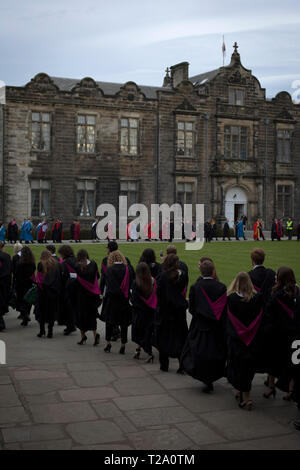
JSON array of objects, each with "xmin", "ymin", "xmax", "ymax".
[
  {"xmin": 59, "ymin": 257, "xmax": 78, "ymax": 327},
  {"xmin": 75, "ymin": 261, "xmax": 101, "ymax": 332},
  {"xmin": 264, "ymin": 290, "xmax": 300, "ymax": 390},
  {"xmin": 100, "ymin": 263, "xmax": 133, "ymax": 327},
  {"xmin": 35, "ymin": 262, "xmax": 62, "ymax": 326},
  {"xmin": 131, "ymin": 280, "xmax": 157, "ymax": 355},
  {"xmin": 248, "ymin": 266, "xmax": 275, "ymax": 306},
  {"xmin": 7, "ymin": 223, "xmax": 18, "ymax": 243},
  {"xmin": 181, "ymin": 278, "xmax": 227, "ymax": 384},
  {"xmin": 15, "ymin": 261, "xmax": 36, "ymax": 314},
  {"xmin": 155, "ymin": 270, "xmax": 188, "ymax": 359},
  {"xmin": 226, "ymin": 293, "xmax": 264, "ymax": 392},
  {"xmin": 0, "ymin": 252, "xmax": 12, "ymax": 326},
  {"xmin": 149, "ymin": 262, "xmax": 161, "ymax": 279}
]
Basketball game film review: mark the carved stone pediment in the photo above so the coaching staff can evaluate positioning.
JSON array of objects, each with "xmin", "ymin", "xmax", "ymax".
[
  {"xmin": 228, "ymin": 70, "xmax": 247, "ymax": 85},
  {"xmin": 117, "ymin": 81, "xmax": 145, "ymax": 101},
  {"xmin": 25, "ymin": 73, "xmax": 59, "ymax": 92},
  {"xmin": 175, "ymin": 80, "xmax": 194, "ymax": 95},
  {"xmin": 71, "ymin": 77, "xmax": 103, "ymax": 96},
  {"xmin": 175, "ymin": 98, "xmax": 196, "ymax": 112},
  {"xmin": 276, "ymin": 108, "xmax": 294, "ymax": 121}
]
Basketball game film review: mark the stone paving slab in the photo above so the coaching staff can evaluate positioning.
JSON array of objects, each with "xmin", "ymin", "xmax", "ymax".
[
  {"xmin": 29, "ymin": 402, "xmax": 98, "ymax": 424},
  {"xmin": 1, "ymin": 310, "xmax": 300, "ymax": 450},
  {"xmin": 66, "ymin": 420, "xmax": 125, "ymax": 445}
]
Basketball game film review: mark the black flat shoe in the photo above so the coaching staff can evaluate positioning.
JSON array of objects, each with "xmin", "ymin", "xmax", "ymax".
[
  {"xmin": 160, "ymin": 366, "xmax": 168, "ymax": 372},
  {"xmin": 104, "ymin": 343, "xmax": 112, "ymax": 353},
  {"xmin": 37, "ymin": 331, "xmax": 46, "ymax": 338},
  {"xmin": 293, "ymin": 420, "xmax": 300, "ymax": 431},
  {"xmin": 145, "ymin": 355, "xmax": 154, "ymax": 364},
  {"xmin": 263, "ymin": 387, "xmax": 276, "ymax": 399},
  {"xmin": 119, "ymin": 345, "xmax": 126, "ymax": 355},
  {"xmin": 47, "ymin": 331, "xmax": 53, "ymax": 339},
  {"xmin": 93, "ymin": 333, "xmax": 100, "ymax": 346},
  {"xmin": 202, "ymin": 383, "xmax": 214, "ymax": 394},
  {"xmin": 176, "ymin": 367, "xmax": 184, "ymax": 374},
  {"xmin": 239, "ymin": 400, "xmax": 253, "ymax": 411}
]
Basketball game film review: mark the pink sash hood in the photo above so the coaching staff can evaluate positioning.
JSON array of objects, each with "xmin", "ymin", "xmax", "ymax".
[
  {"xmin": 140, "ymin": 280, "xmax": 158, "ymax": 309},
  {"xmin": 66, "ymin": 263, "xmax": 101, "ymax": 295},
  {"xmin": 36, "ymin": 272, "xmax": 45, "ymax": 290},
  {"xmin": 228, "ymin": 307, "xmax": 263, "ymax": 346},
  {"xmin": 120, "ymin": 265, "xmax": 130, "ymax": 298},
  {"xmin": 200, "ymin": 287, "xmax": 227, "ymax": 321},
  {"xmin": 276, "ymin": 298, "xmax": 294, "ymax": 319}
]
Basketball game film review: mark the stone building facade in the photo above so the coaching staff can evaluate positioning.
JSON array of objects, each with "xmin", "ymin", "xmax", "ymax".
[{"xmin": 1, "ymin": 44, "xmax": 299, "ymax": 230}]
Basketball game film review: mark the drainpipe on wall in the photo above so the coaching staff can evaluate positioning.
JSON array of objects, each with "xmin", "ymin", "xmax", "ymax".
[
  {"xmin": 1, "ymin": 104, "xmax": 4, "ymax": 223},
  {"xmin": 264, "ymin": 118, "xmax": 269, "ymax": 228},
  {"xmin": 155, "ymin": 104, "xmax": 160, "ymax": 205}
]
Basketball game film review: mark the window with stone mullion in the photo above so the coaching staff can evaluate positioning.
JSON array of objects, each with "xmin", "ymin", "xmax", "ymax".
[{"xmin": 31, "ymin": 112, "xmax": 50, "ymax": 151}]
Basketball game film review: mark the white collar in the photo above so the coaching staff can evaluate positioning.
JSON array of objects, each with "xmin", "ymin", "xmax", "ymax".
[
  {"xmin": 203, "ymin": 277, "xmax": 213, "ymax": 280},
  {"xmin": 236, "ymin": 292, "xmax": 244, "ymax": 297},
  {"xmin": 253, "ymin": 265, "xmax": 264, "ymax": 269}
]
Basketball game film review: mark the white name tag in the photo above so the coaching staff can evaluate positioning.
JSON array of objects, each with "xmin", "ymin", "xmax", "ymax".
[{"xmin": 70, "ymin": 273, "xmax": 77, "ymax": 279}]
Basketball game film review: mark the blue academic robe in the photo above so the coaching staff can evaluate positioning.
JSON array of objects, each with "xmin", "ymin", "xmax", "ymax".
[
  {"xmin": 20, "ymin": 222, "xmax": 26, "ymax": 241},
  {"xmin": 0, "ymin": 225, "xmax": 5, "ymax": 241},
  {"xmin": 237, "ymin": 221, "xmax": 244, "ymax": 238},
  {"xmin": 24, "ymin": 221, "xmax": 33, "ymax": 242}
]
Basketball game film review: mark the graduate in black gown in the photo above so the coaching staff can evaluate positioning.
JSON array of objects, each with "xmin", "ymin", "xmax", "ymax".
[
  {"xmin": 165, "ymin": 245, "xmax": 188, "ymax": 275},
  {"xmin": 7, "ymin": 219, "xmax": 18, "ymax": 244},
  {"xmin": 181, "ymin": 260, "xmax": 227, "ymax": 393},
  {"xmin": 0, "ymin": 243, "xmax": 12, "ymax": 331},
  {"xmin": 155, "ymin": 254, "xmax": 188, "ymax": 373},
  {"xmin": 101, "ymin": 250, "xmax": 133, "ymax": 354},
  {"xmin": 46, "ymin": 244, "xmax": 60, "ymax": 262},
  {"xmin": 248, "ymin": 248, "xmax": 275, "ymax": 306},
  {"xmin": 226, "ymin": 272, "xmax": 264, "ymax": 410},
  {"xmin": 263, "ymin": 267, "xmax": 300, "ymax": 401},
  {"xmin": 14, "ymin": 246, "xmax": 36, "ymax": 326},
  {"xmin": 131, "ymin": 262, "xmax": 157, "ymax": 362},
  {"xmin": 138, "ymin": 248, "xmax": 161, "ymax": 279},
  {"xmin": 58, "ymin": 245, "xmax": 78, "ymax": 335},
  {"xmin": 75, "ymin": 250, "xmax": 101, "ymax": 346},
  {"xmin": 100, "ymin": 241, "xmax": 134, "ymax": 340},
  {"xmin": 35, "ymin": 250, "xmax": 62, "ymax": 338}
]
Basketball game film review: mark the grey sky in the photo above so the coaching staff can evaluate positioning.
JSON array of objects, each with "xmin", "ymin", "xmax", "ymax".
[{"xmin": 1, "ymin": 0, "xmax": 300, "ymax": 98}]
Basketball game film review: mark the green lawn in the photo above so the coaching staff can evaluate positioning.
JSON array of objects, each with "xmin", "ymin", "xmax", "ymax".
[{"xmin": 4, "ymin": 240, "xmax": 300, "ymax": 290}]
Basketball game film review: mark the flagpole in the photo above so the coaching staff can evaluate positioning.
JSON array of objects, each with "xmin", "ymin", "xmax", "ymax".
[{"xmin": 222, "ymin": 35, "xmax": 225, "ymax": 66}]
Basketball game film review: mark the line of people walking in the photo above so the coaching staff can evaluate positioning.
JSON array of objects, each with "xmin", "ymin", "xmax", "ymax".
[{"xmin": 0, "ymin": 241, "xmax": 300, "ymax": 428}]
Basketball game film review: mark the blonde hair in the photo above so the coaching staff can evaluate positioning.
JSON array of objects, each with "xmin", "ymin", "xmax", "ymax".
[
  {"xmin": 13, "ymin": 242, "xmax": 23, "ymax": 255},
  {"xmin": 227, "ymin": 272, "xmax": 256, "ymax": 302},
  {"xmin": 108, "ymin": 250, "xmax": 127, "ymax": 267}
]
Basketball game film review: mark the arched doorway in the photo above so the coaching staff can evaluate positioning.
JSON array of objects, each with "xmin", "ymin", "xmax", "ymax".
[{"xmin": 225, "ymin": 187, "xmax": 247, "ymax": 228}]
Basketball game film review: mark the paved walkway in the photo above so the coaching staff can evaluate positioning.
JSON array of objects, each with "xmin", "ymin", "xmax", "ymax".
[{"xmin": 0, "ymin": 310, "xmax": 299, "ymax": 450}]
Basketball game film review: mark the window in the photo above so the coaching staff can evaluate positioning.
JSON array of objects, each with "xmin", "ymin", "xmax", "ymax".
[
  {"xmin": 76, "ymin": 180, "xmax": 96, "ymax": 216},
  {"xmin": 277, "ymin": 185, "xmax": 293, "ymax": 218},
  {"xmin": 31, "ymin": 180, "xmax": 50, "ymax": 217},
  {"xmin": 120, "ymin": 118, "xmax": 138, "ymax": 155},
  {"xmin": 229, "ymin": 89, "xmax": 244, "ymax": 106},
  {"xmin": 120, "ymin": 181, "xmax": 138, "ymax": 206},
  {"xmin": 177, "ymin": 182, "xmax": 194, "ymax": 207},
  {"xmin": 224, "ymin": 126, "xmax": 248, "ymax": 159},
  {"xmin": 277, "ymin": 130, "xmax": 291, "ymax": 162},
  {"xmin": 177, "ymin": 122, "xmax": 194, "ymax": 156},
  {"xmin": 31, "ymin": 112, "xmax": 51, "ymax": 151},
  {"xmin": 77, "ymin": 115, "xmax": 96, "ymax": 153}
]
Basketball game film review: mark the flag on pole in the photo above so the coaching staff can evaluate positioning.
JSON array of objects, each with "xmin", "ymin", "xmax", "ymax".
[{"xmin": 222, "ymin": 35, "xmax": 226, "ymax": 66}]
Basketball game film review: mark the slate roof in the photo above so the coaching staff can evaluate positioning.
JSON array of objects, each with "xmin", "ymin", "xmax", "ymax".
[
  {"xmin": 50, "ymin": 77, "xmax": 169, "ymax": 99},
  {"xmin": 189, "ymin": 68, "xmax": 221, "ymax": 86}
]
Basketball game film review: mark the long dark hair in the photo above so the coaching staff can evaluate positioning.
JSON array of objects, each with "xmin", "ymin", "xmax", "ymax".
[
  {"xmin": 20, "ymin": 246, "xmax": 35, "ymax": 265},
  {"xmin": 200, "ymin": 257, "xmax": 218, "ymax": 281},
  {"xmin": 58, "ymin": 245, "xmax": 75, "ymax": 260},
  {"xmin": 139, "ymin": 248, "xmax": 156, "ymax": 265},
  {"xmin": 136, "ymin": 262, "xmax": 153, "ymax": 298},
  {"xmin": 273, "ymin": 267, "xmax": 297, "ymax": 299},
  {"xmin": 162, "ymin": 254, "xmax": 179, "ymax": 284},
  {"xmin": 77, "ymin": 249, "xmax": 89, "ymax": 272},
  {"xmin": 40, "ymin": 250, "xmax": 57, "ymax": 275}
]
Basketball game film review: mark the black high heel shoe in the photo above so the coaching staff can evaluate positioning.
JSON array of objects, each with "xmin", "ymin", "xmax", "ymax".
[
  {"xmin": 263, "ymin": 387, "xmax": 276, "ymax": 399},
  {"xmin": 133, "ymin": 348, "xmax": 141, "ymax": 359},
  {"xmin": 47, "ymin": 329, "xmax": 53, "ymax": 339},
  {"xmin": 119, "ymin": 345, "xmax": 126, "ymax": 355},
  {"xmin": 239, "ymin": 400, "xmax": 253, "ymax": 411},
  {"xmin": 283, "ymin": 390, "xmax": 294, "ymax": 401},
  {"xmin": 93, "ymin": 333, "xmax": 100, "ymax": 347},
  {"xmin": 104, "ymin": 343, "xmax": 112, "ymax": 353},
  {"xmin": 77, "ymin": 335, "xmax": 87, "ymax": 345}
]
